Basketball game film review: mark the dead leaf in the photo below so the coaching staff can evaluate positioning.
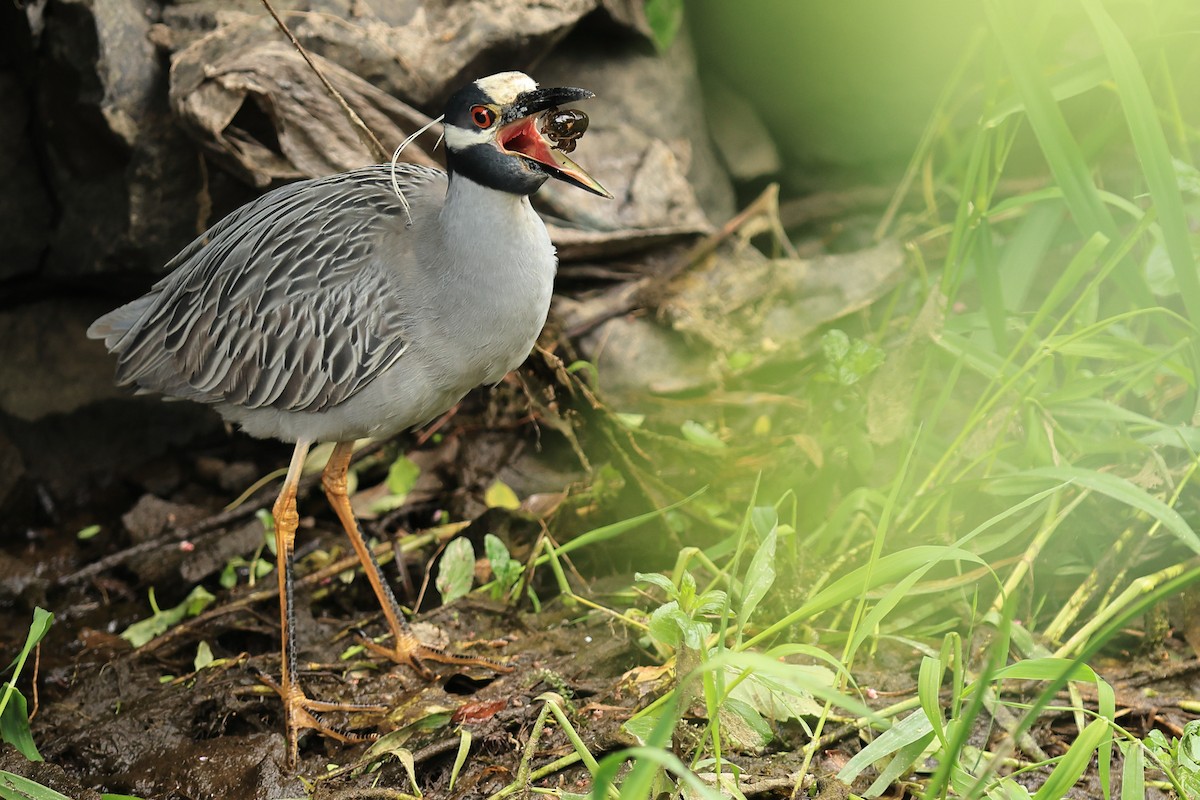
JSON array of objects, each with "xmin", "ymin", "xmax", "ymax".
[
  {"xmin": 170, "ymin": 18, "xmax": 439, "ymax": 186},
  {"xmin": 451, "ymin": 699, "xmax": 507, "ymax": 724}
]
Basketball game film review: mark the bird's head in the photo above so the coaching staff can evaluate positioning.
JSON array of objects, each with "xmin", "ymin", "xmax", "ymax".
[{"xmin": 442, "ymin": 72, "xmax": 612, "ymax": 199}]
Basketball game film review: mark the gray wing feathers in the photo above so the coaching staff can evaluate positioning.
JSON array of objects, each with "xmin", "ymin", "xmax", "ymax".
[{"xmin": 89, "ymin": 164, "xmax": 442, "ymax": 413}]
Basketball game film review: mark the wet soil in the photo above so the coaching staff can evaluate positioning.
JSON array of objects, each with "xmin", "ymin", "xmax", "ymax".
[{"xmin": 1, "ymin": 402, "xmax": 1196, "ymax": 799}]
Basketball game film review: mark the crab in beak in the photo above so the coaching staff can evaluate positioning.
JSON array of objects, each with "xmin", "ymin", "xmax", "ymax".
[{"xmin": 497, "ymin": 87, "xmax": 612, "ymax": 198}]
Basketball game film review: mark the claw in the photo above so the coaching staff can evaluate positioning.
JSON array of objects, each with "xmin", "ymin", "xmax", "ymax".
[{"xmin": 253, "ymin": 667, "xmax": 387, "ymax": 765}]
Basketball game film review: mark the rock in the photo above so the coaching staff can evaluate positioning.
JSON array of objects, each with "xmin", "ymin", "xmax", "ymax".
[
  {"xmin": 34, "ymin": 0, "xmax": 203, "ymax": 276},
  {"xmin": 583, "ymin": 315, "xmax": 715, "ymax": 409},
  {"xmin": 168, "ymin": 18, "xmax": 440, "ymax": 186},
  {"xmin": 578, "ymin": 240, "xmax": 907, "ymax": 410},
  {"xmin": 703, "ymin": 78, "xmax": 781, "ymax": 182},
  {"xmin": 0, "ymin": 301, "xmax": 126, "ymax": 423},
  {"xmin": 0, "ymin": 397, "xmax": 220, "ymax": 512},
  {"xmin": 178, "ymin": 518, "xmax": 266, "ymax": 584},
  {"xmin": 0, "ymin": 70, "xmax": 53, "ymax": 281},
  {"xmin": 0, "ymin": 428, "xmax": 26, "ymax": 516},
  {"xmin": 159, "ymin": 0, "xmax": 605, "ymax": 107},
  {"xmin": 121, "ymin": 494, "xmax": 207, "ymax": 544},
  {"xmin": 122, "ymin": 493, "xmax": 208, "ymax": 583},
  {"xmin": 535, "ymin": 24, "xmax": 736, "ymax": 227},
  {"xmin": 0, "ymin": 549, "xmax": 48, "ymax": 606}
]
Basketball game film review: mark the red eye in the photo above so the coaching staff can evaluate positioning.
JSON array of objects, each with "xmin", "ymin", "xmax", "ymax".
[{"xmin": 471, "ymin": 105, "xmax": 496, "ymax": 128}]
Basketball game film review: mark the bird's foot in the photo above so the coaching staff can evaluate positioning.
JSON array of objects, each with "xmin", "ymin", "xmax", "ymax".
[
  {"xmin": 351, "ymin": 627, "xmax": 515, "ymax": 679},
  {"xmin": 252, "ymin": 667, "xmax": 387, "ymax": 767}
]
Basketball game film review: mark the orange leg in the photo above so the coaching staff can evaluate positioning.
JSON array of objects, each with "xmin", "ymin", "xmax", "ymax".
[
  {"xmin": 322, "ymin": 440, "xmax": 513, "ymax": 676},
  {"xmin": 270, "ymin": 439, "xmax": 383, "ymax": 768}
]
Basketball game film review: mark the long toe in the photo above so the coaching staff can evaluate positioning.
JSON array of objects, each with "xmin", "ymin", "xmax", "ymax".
[
  {"xmin": 253, "ymin": 668, "xmax": 387, "ymax": 766},
  {"xmin": 352, "ymin": 628, "xmax": 514, "ymax": 678}
]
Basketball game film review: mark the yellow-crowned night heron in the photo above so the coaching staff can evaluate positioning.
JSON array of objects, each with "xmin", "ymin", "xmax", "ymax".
[{"xmin": 88, "ymin": 72, "xmax": 610, "ymax": 765}]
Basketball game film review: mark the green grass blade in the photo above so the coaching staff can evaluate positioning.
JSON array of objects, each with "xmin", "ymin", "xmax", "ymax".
[
  {"xmin": 987, "ymin": 466, "xmax": 1200, "ymax": 554},
  {"xmin": 983, "ymin": 0, "xmax": 1117, "ymax": 243},
  {"xmin": 1081, "ymin": 0, "xmax": 1200, "ymax": 332},
  {"xmin": 996, "ymin": 204, "xmax": 1066, "ymax": 311},
  {"xmin": 0, "ymin": 690, "xmax": 40, "ymax": 762},
  {"xmin": 743, "ymin": 546, "xmax": 987, "ymax": 650},
  {"xmin": 986, "ymin": 53, "xmax": 1111, "ymax": 126},
  {"xmin": 918, "ymin": 655, "xmax": 949, "ymax": 751},
  {"xmin": 1119, "ymin": 741, "xmax": 1144, "ymax": 800},
  {"xmin": 990, "ymin": 657, "xmax": 1099, "ymax": 683},
  {"xmin": 968, "ymin": 564, "xmax": 1200, "ymax": 797},
  {"xmin": 835, "ymin": 710, "xmax": 934, "ymax": 786},
  {"xmin": 1032, "ymin": 718, "xmax": 1109, "ymax": 800},
  {"xmin": 539, "ymin": 488, "xmax": 705, "ymax": 564},
  {"xmin": 1097, "ymin": 677, "xmax": 1116, "ymax": 800},
  {"xmin": 0, "ymin": 771, "xmax": 73, "ymax": 800}
]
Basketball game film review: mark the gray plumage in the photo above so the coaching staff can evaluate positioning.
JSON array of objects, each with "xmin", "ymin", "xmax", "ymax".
[
  {"xmin": 88, "ymin": 162, "xmax": 558, "ymax": 444},
  {"xmin": 88, "ymin": 71, "xmax": 612, "ymax": 766}
]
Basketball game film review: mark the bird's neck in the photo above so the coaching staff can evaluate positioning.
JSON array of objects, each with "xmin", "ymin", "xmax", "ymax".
[
  {"xmin": 443, "ymin": 171, "xmax": 533, "ymax": 220},
  {"xmin": 428, "ymin": 173, "xmax": 557, "ymax": 385},
  {"xmin": 438, "ymin": 174, "xmax": 549, "ymax": 274}
]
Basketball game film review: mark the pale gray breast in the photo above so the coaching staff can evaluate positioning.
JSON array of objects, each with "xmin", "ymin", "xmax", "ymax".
[{"xmin": 417, "ymin": 176, "xmax": 558, "ymax": 390}]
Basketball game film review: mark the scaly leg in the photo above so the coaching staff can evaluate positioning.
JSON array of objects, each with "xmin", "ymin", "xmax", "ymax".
[
  {"xmin": 322, "ymin": 440, "xmax": 512, "ymax": 676},
  {"xmin": 270, "ymin": 439, "xmax": 384, "ymax": 767}
]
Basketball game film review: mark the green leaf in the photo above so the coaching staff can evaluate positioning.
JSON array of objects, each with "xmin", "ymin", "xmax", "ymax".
[
  {"xmin": 982, "ymin": 1, "xmax": 1117, "ymax": 243},
  {"xmin": 647, "ymin": 601, "xmax": 687, "ymax": 647},
  {"xmin": 680, "ymin": 420, "xmax": 727, "ymax": 450},
  {"xmin": 483, "ymin": 533, "xmax": 511, "ymax": 573},
  {"xmin": 0, "ymin": 689, "xmax": 41, "ymax": 761},
  {"xmin": 988, "ymin": 467, "xmax": 1200, "ymax": 555},
  {"xmin": 1032, "ymin": 718, "xmax": 1109, "ymax": 799},
  {"xmin": 3, "ymin": 608, "xmax": 53, "ymax": 677},
  {"xmin": 823, "ymin": 329, "xmax": 851, "ymax": 363},
  {"xmin": 120, "ymin": 586, "xmax": 216, "ymax": 648},
  {"xmin": 1118, "ymin": 740, "xmax": 1144, "ymax": 800},
  {"xmin": 836, "ymin": 710, "xmax": 934, "ymax": 786},
  {"xmin": 1081, "ymin": 0, "xmax": 1200, "ymax": 336},
  {"xmin": 219, "ymin": 558, "xmax": 242, "ymax": 590},
  {"xmin": 448, "ymin": 729, "xmax": 471, "ymax": 792},
  {"xmin": 257, "ymin": 508, "xmax": 276, "ymax": 547},
  {"xmin": 614, "ymin": 412, "xmax": 645, "ymax": 429},
  {"xmin": 918, "ymin": 655, "xmax": 949, "ymax": 750},
  {"xmin": 620, "ymin": 706, "xmax": 664, "ymax": 746},
  {"xmin": 0, "ymin": 606, "xmax": 54, "ymax": 756},
  {"xmin": 864, "ymin": 731, "xmax": 936, "ymax": 798},
  {"xmin": 718, "ymin": 697, "xmax": 773, "ymax": 752},
  {"xmin": 738, "ymin": 517, "xmax": 777, "ymax": 629},
  {"xmin": 644, "ymin": 0, "xmax": 683, "ymax": 54},
  {"xmin": 987, "ymin": 778, "xmax": 1035, "ymax": 800},
  {"xmin": 725, "ymin": 663, "xmax": 829, "ymax": 721},
  {"xmin": 635, "ymin": 572, "xmax": 677, "ymax": 597},
  {"xmin": 435, "ymin": 537, "xmax": 476, "ymax": 604},
  {"xmin": 386, "ymin": 455, "xmax": 421, "ymax": 496},
  {"xmin": 484, "ymin": 534, "xmax": 521, "ymax": 597},
  {"xmin": 820, "ymin": 330, "xmax": 885, "ymax": 386},
  {"xmin": 537, "ymin": 488, "xmax": 704, "ymax": 564},
  {"xmin": 745, "ymin": 546, "xmax": 987, "ymax": 649},
  {"xmin": 76, "ymin": 524, "xmax": 101, "ymax": 541},
  {"xmin": 0, "ymin": 771, "xmax": 71, "ymax": 800},
  {"xmin": 484, "ymin": 480, "xmax": 520, "ymax": 510},
  {"xmin": 693, "ymin": 591, "xmax": 728, "ymax": 616},
  {"xmin": 193, "ymin": 641, "xmax": 214, "ymax": 672},
  {"xmin": 986, "ymin": 54, "xmax": 1112, "ymax": 127}
]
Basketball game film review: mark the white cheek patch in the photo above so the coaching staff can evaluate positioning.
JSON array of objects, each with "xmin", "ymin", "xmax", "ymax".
[
  {"xmin": 474, "ymin": 72, "xmax": 538, "ymax": 105},
  {"xmin": 443, "ymin": 125, "xmax": 494, "ymax": 150}
]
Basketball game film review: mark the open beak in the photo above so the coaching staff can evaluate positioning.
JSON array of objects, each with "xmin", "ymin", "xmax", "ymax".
[{"xmin": 498, "ymin": 86, "xmax": 612, "ymax": 199}]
